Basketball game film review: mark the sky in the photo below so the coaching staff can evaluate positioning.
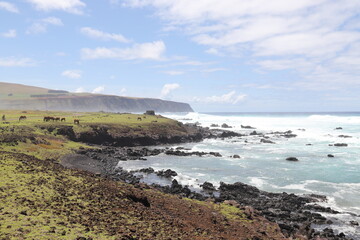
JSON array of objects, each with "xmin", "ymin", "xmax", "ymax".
[{"xmin": 1, "ymin": 0, "xmax": 360, "ymax": 112}]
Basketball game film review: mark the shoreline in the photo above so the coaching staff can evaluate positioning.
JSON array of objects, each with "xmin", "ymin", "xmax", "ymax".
[
  {"xmin": 1, "ymin": 110, "xmax": 357, "ymax": 239},
  {"xmin": 60, "ymin": 128, "xmax": 355, "ymax": 240}
]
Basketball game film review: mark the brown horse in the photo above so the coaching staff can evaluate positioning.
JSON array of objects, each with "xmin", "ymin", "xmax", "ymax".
[
  {"xmin": 44, "ymin": 116, "xmax": 55, "ymax": 122},
  {"xmin": 61, "ymin": 118, "xmax": 66, "ymax": 122},
  {"xmin": 55, "ymin": 117, "xmax": 60, "ymax": 121},
  {"xmin": 19, "ymin": 116, "xmax": 27, "ymax": 121},
  {"xmin": 137, "ymin": 117, "xmax": 142, "ymax": 121},
  {"xmin": 74, "ymin": 119, "xmax": 80, "ymax": 125}
]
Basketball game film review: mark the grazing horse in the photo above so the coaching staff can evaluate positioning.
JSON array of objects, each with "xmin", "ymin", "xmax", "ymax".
[
  {"xmin": 2, "ymin": 115, "xmax": 5, "ymax": 121},
  {"xmin": 74, "ymin": 119, "xmax": 80, "ymax": 125},
  {"xmin": 43, "ymin": 116, "xmax": 54, "ymax": 122},
  {"xmin": 61, "ymin": 118, "xmax": 66, "ymax": 122},
  {"xmin": 137, "ymin": 117, "xmax": 142, "ymax": 121},
  {"xmin": 19, "ymin": 116, "xmax": 27, "ymax": 121},
  {"xmin": 55, "ymin": 117, "xmax": 60, "ymax": 121}
]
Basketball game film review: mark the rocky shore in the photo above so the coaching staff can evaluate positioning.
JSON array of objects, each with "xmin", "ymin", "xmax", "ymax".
[{"xmin": 60, "ymin": 125, "xmax": 355, "ymax": 240}]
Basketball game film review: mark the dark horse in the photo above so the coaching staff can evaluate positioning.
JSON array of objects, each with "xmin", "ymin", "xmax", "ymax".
[
  {"xmin": 137, "ymin": 117, "xmax": 142, "ymax": 121},
  {"xmin": 74, "ymin": 119, "xmax": 80, "ymax": 125},
  {"xmin": 44, "ymin": 116, "xmax": 54, "ymax": 122},
  {"xmin": 19, "ymin": 116, "xmax": 27, "ymax": 121},
  {"xmin": 61, "ymin": 118, "xmax": 66, "ymax": 122}
]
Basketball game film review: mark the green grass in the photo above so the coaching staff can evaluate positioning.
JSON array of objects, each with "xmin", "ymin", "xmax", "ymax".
[
  {"xmin": 0, "ymin": 152, "xmax": 115, "ymax": 240},
  {"xmin": 0, "ymin": 110, "xmax": 186, "ymax": 160}
]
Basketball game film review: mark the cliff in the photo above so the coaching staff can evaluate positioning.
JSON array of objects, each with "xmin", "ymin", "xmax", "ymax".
[{"xmin": 0, "ymin": 82, "xmax": 194, "ymax": 113}]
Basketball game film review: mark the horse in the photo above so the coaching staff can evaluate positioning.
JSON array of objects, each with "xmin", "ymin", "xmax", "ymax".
[
  {"xmin": 137, "ymin": 117, "xmax": 142, "ymax": 121},
  {"xmin": 74, "ymin": 119, "xmax": 80, "ymax": 125},
  {"xmin": 43, "ymin": 116, "xmax": 54, "ymax": 122},
  {"xmin": 61, "ymin": 118, "xmax": 66, "ymax": 122},
  {"xmin": 19, "ymin": 116, "xmax": 27, "ymax": 121},
  {"xmin": 55, "ymin": 117, "xmax": 60, "ymax": 121}
]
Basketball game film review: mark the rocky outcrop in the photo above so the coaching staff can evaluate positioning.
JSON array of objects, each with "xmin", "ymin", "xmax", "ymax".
[
  {"xmin": 1, "ymin": 94, "xmax": 194, "ymax": 113},
  {"xmin": 0, "ymin": 82, "xmax": 193, "ymax": 113}
]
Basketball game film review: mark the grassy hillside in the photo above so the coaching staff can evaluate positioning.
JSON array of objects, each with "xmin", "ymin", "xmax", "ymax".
[
  {"xmin": 0, "ymin": 110, "xmax": 187, "ymax": 158},
  {"xmin": 0, "ymin": 110, "xmax": 286, "ymax": 239},
  {"xmin": 0, "ymin": 151, "xmax": 285, "ymax": 240},
  {"xmin": 0, "ymin": 82, "xmax": 50, "ymax": 95}
]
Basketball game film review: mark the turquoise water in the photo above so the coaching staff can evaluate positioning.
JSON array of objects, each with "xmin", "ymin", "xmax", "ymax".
[{"xmin": 117, "ymin": 112, "xmax": 360, "ymax": 237}]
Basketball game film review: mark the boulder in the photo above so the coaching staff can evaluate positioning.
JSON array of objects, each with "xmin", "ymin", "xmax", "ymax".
[
  {"xmin": 221, "ymin": 123, "xmax": 232, "ymax": 128},
  {"xmin": 350, "ymin": 221, "xmax": 359, "ymax": 226},
  {"xmin": 338, "ymin": 135, "xmax": 352, "ymax": 138},
  {"xmin": 334, "ymin": 143, "xmax": 348, "ymax": 147},
  {"xmin": 260, "ymin": 139, "xmax": 275, "ymax": 144},
  {"xmin": 233, "ymin": 154, "xmax": 241, "ymax": 158},
  {"xmin": 327, "ymin": 154, "xmax": 334, "ymax": 158},
  {"xmin": 286, "ymin": 157, "xmax": 299, "ymax": 162},
  {"xmin": 200, "ymin": 181, "xmax": 216, "ymax": 191},
  {"xmin": 156, "ymin": 169, "xmax": 178, "ymax": 178},
  {"xmin": 241, "ymin": 125, "xmax": 256, "ymax": 129},
  {"xmin": 210, "ymin": 124, "xmax": 219, "ymax": 127},
  {"xmin": 334, "ymin": 127, "xmax": 342, "ymax": 130}
]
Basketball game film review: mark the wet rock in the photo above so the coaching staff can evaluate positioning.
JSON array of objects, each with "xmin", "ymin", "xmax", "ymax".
[
  {"xmin": 241, "ymin": 125, "xmax": 256, "ymax": 129},
  {"xmin": 327, "ymin": 154, "xmax": 334, "ymax": 158},
  {"xmin": 156, "ymin": 169, "xmax": 178, "ymax": 178},
  {"xmin": 338, "ymin": 135, "xmax": 352, "ymax": 138},
  {"xmin": 233, "ymin": 154, "xmax": 240, "ymax": 158},
  {"xmin": 335, "ymin": 127, "xmax": 343, "ymax": 130},
  {"xmin": 350, "ymin": 220, "xmax": 359, "ymax": 226},
  {"xmin": 139, "ymin": 167, "xmax": 155, "ymax": 174},
  {"xmin": 200, "ymin": 182, "xmax": 216, "ymax": 191},
  {"xmin": 333, "ymin": 143, "xmax": 348, "ymax": 147},
  {"xmin": 219, "ymin": 131, "xmax": 242, "ymax": 138},
  {"xmin": 306, "ymin": 144, "xmax": 312, "ymax": 146},
  {"xmin": 260, "ymin": 139, "xmax": 275, "ymax": 144},
  {"xmin": 210, "ymin": 124, "xmax": 219, "ymax": 127},
  {"xmin": 209, "ymin": 152, "xmax": 222, "ymax": 157},
  {"xmin": 221, "ymin": 123, "xmax": 232, "ymax": 128},
  {"xmin": 286, "ymin": 157, "xmax": 299, "ymax": 162}
]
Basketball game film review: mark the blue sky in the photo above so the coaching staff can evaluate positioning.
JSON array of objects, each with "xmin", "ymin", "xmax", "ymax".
[{"xmin": 1, "ymin": 0, "xmax": 360, "ymax": 112}]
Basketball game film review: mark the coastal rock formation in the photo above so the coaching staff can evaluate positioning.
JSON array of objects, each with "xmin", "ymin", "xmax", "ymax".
[{"xmin": 0, "ymin": 82, "xmax": 193, "ymax": 113}]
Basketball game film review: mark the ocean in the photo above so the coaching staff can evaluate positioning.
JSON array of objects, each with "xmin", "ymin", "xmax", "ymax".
[{"xmin": 117, "ymin": 112, "xmax": 360, "ymax": 238}]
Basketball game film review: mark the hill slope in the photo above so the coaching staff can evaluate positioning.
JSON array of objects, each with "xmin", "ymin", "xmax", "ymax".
[{"xmin": 0, "ymin": 82, "xmax": 193, "ymax": 112}]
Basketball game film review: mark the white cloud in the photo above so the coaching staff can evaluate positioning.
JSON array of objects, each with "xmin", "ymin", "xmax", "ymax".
[
  {"xmin": 26, "ymin": 17, "xmax": 63, "ymax": 34},
  {"xmin": 205, "ymin": 48, "xmax": 221, "ymax": 55},
  {"xmin": 92, "ymin": 86, "xmax": 105, "ymax": 94},
  {"xmin": 62, "ymin": 70, "xmax": 82, "ymax": 79},
  {"xmin": 119, "ymin": 88, "xmax": 127, "ymax": 95},
  {"xmin": 80, "ymin": 27, "xmax": 130, "ymax": 43},
  {"xmin": 0, "ymin": 57, "xmax": 36, "ymax": 67},
  {"xmin": 160, "ymin": 83, "xmax": 180, "ymax": 97},
  {"xmin": 75, "ymin": 87, "xmax": 86, "ymax": 93},
  {"xmin": 124, "ymin": 0, "xmax": 360, "ymax": 89},
  {"xmin": 1, "ymin": 29, "xmax": 16, "ymax": 38},
  {"xmin": 194, "ymin": 91, "xmax": 246, "ymax": 104},
  {"xmin": 26, "ymin": 0, "xmax": 85, "ymax": 14},
  {"xmin": 162, "ymin": 70, "xmax": 184, "ymax": 75},
  {"xmin": 81, "ymin": 41, "xmax": 166, "ymax": 61},
  {"xmin": 0, "ymin": 1, "xmax": 19, "ymax": 13}
]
